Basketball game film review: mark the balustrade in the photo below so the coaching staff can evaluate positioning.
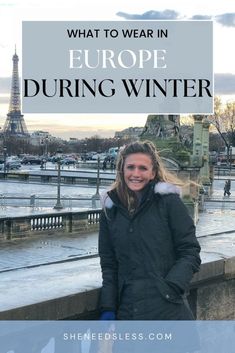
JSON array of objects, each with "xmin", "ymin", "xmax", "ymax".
[{"xmin": 0, "ymin": 209, "xmax": 102, "ymax": 240}]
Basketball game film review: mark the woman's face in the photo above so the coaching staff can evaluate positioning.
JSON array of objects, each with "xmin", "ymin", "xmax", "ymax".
[{"xmin": 123, "ymin": 153, "xmax": 155, "ymax": 192}]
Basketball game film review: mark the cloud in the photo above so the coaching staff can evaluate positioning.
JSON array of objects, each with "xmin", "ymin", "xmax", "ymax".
[
  {"xmin": 117, "ymin": 9, "xmax": 235, "ymax": 27},
  {"xmin": 116, "ymin": 9, "xmax": 180, "ymax": 20},
  {"xmin": 190, "ymin": 15, "xmax": 212, "ymax": 20},
  {"xmin": 215, "ymin": 13, "xmax": 235, "ymax": 27},
  {"xmin": 0, "ymin": 3, "xmax": 15, "ymax": 6},
  {"xmin": 214, "ymin": 73, "xmax": 235, "ymax": 95}
]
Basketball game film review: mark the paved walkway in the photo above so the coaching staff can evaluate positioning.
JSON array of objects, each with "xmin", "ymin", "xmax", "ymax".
[
  {"xmin": 0, "ymin": 256, "xmax": 101, "ymax": 313},
  {"xmin": 196, "ymin": 208, "xmax": 235, "ymax": 237},
  {"xmin": 0, "ymin": 232, "xmax": 98, "ymax": 272}
]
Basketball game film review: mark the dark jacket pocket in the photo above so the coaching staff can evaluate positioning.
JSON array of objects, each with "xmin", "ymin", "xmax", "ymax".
[{"xmin": 155, "ymin": 275, "xmax": 183, "ymax": 304}]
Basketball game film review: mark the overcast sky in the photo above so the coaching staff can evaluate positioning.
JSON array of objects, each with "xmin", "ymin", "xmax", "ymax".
[{"xmin": 0, "ymin": 0, "xmax": 234, "ymax": 139}]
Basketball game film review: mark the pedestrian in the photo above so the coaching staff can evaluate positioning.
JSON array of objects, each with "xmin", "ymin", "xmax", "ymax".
[
  {"xmin": 99, "ymin": 141, "xmax": 201, "ymax": 320},
  {"xmin": 110, "ymin": 157, "xmax": 115, "ymax": 170},
  {"xmin": 102, "ymin": 158, "xmax": 107, "ymax": 171},
  {"xmin": 224, "ymin": 179, "xmax": 231, "ymax": 196}
]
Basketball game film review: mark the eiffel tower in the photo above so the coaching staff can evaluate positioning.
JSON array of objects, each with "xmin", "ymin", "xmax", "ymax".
[{"xmin": 3, "ymin": 48, "xmax": 29, "ymax": 136}]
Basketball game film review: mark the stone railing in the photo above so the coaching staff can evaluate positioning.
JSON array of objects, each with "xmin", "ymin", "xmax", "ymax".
[
  {"xmin": 0, "ymin": 194, "xmax": 98, "ymax": 208},
  {"xmin": 0, "ymin": 170, "xmax": 115, "ymax": 185},
  {"xmin": 214, "ymin": 166, "xmax": 235, "ymax": 177},
  {"xmin": 0, "ymin": 209, "xmax": 101, "ymax": 240}
]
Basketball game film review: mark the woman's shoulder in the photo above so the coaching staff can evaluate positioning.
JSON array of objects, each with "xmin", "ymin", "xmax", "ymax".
[{"xmin": 100, "ymin": 189, "xmax": 118, "ymax": 209}]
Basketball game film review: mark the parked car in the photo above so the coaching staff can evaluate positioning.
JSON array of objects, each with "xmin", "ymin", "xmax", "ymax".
[
  {"xmin": 0, "ymin": 160, "xmax": 21, "ymax": 170},
  {"xmin": 7, "ymin": 160, "xmax": 21, "ymax": 170},
  {"xmin": 48, "ymin": 156, "xmax": 61, "ymax": 163},
  {"xmin": 21, "ymin": 156, "xmax": 42, "ymax": 165},
  {"xmin": 61, "ymin": 157, "xmax": 77, "ymax": 165},
  {"xmin": 91, "ymin": 153, "xmax": 107, "ymax": 161},
  {"xmin": 81, "ymin": 153, "xmax": 95, "ymax": 161}
]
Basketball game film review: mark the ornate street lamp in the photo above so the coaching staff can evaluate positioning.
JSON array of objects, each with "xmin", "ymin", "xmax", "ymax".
[
  {"xmin": 92, "ymin": 151, "xmax": 101, "ymax": 208},
  {"xmin": 95, "ymin": 154, "xmax": 101, "ymax": 198},
  {"xmin": 44, "ymin": 136, "xmax": 49, "ymax": 170},
  {"xmin": 45, "ymin": 136, "xmax": 49, "ymax": 157},
  {"xmin": 83, "ymin": 142, "xmax": 87, "ymax": 161},
  {"xmin": 3, "ymin": 146, "xmax": 7, "ymax": 178},
  {"xmin": 54, "ymin": 150, "xmax": 63, "ymax": 210}
]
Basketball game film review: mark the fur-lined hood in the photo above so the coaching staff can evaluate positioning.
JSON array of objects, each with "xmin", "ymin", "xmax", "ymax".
[{"xmin": 100, "ymin": 182, "xmax": 181, "ymax": 209}]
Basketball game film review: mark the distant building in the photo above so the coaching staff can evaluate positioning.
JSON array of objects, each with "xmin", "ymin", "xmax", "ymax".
[
  {"xmin": 30, "ymin": 131, "xmax": 58, "ymax": 146},
  {"xmin": 115, "ymin": 126, "xmax": 143, "ymax": 139},
  {"xmin": 69, "ymin": 138, "xmax": 79, "ymax": 144}
]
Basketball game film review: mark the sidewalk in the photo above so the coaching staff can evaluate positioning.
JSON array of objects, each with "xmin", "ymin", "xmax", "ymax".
[
  {"xmin": 0, "ymin": 232, "xmax": 98, "ymax": 272},
  {"xmin": 196, "ymin": 209, "xmax": 235, "ymax": 237},
  {"xmin": 0, "ymin": 256, "xmax": 101, "ymax": 314}
]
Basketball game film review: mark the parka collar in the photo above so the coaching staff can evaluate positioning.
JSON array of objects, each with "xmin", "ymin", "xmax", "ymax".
[{"xmin": 101, "ymin": 181, "xmax": 181, "ymax": 209}]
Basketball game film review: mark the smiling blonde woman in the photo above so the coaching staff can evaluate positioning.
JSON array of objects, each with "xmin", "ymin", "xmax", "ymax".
[{"xmin": 99, "ymin": 140, "xmax": 201, "ymax": 320}]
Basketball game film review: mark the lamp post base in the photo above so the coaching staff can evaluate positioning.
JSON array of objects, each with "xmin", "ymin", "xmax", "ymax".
[
  {"xmin": 93, "ymin": 193, "xmax": 100, "ymax": 199},
  {"xmin": 53, "ymin": 203, "xmax": 63, "ymax": 210},
  {"xmin": 92, "ymin": 194, "xmax": 101, "ymax": 209}
]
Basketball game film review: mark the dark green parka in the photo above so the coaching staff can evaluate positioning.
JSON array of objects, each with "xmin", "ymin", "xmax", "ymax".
[{"xmin": 98, "ymin": 181, "xmax": 201, "ymax": 320}]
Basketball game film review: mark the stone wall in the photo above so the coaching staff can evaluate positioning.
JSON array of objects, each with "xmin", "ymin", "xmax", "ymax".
[
  {"xmin": 192, "ymin": 257, "xmax": 235, "ymax": 320},
  {"xmin": 196, "ymin": 279, "xmax": 235, "ymax": 319}
]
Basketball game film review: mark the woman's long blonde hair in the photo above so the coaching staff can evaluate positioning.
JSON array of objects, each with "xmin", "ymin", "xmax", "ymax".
[{"xmin": 111, "ymin": 140, "xmax": 183, "ymax": 211}]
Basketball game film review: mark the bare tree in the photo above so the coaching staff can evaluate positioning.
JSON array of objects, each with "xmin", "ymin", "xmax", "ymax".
[
  {"xmin": 223, "ymin": 100, "xmax": 235, "ymax": 146},
  {"xmin": 209, "ymin": 96, "xmax": 235, "ymax": 165}
]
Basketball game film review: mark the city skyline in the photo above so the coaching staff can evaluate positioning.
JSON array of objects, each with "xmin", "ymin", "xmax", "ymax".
[{"xmin": 0, "ymin": 0, "xmax": 234, "ymax": 139}]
